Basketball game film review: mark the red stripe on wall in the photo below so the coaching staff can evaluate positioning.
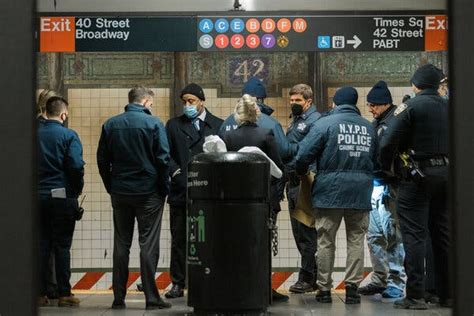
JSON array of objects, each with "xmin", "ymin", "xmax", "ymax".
[
  {"xmin": 335, "ymin": 271, "xmax": 370, "ymax": 290},
  {"xmin": 155, "ymin": 272, "xmax": 172, "ymax": 290},
  {"xmin": 271, "ymin": 272, "xmax": 293, "ymax": 289},
  {"xmin": 108, "ymin": 272, "xmax": 141, "ymax": 290},
  {"xmin": 73, "ymin": 272, "xmax": 105, "ymax": 290}
]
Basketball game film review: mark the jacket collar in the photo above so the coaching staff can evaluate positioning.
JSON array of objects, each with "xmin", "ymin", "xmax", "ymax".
[
  {"xmin": 125, "ymin": 103, "xmax": 152, "ymax": 115},
  {"xmin": 238, "ymin": 121, "xmax": 258, "ymax": 128},
  {"xmin": 257, "ymin": 102, "xmax": 274, "ymax": 116},
  {"xmin": 332, "ymin": 104, "xmax": 361, "ymax": 116},
  {"xmin": 44, "ymin": 119, "xmax": 64, "ymax": 126},
  {"xmin": 292, "ymin": 105, "xmax": 317, "ymax": 120},
  {"xmin": 375, "ymin": 104, "xmax": 396, "ymax": 123},
  {"xmin": 417, "ymin": 88, "xmax": 440, "ymax": 96}
]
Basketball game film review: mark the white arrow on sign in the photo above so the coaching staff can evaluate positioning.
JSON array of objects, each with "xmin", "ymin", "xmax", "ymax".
[{"xmin": 347, "ymin": 35, "xmax": 362, "ymax": 49}]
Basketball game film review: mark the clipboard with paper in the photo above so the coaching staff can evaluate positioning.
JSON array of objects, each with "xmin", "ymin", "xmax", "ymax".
[{"xmin": 290, "ymin": 172, "xmax": 316, "ymax": 228}]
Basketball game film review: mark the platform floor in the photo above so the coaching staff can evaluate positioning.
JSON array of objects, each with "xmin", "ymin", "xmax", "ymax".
[{"xmin": 39, "ymin": 291, "xmax": 452, "ymax": 316}]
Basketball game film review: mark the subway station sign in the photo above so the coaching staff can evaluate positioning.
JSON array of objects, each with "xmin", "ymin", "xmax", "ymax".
[{"xmin": 39, "ymin": 14, "xmax": 447, "ymax": 52}]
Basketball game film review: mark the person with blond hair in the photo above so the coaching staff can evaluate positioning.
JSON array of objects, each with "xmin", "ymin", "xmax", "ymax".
[
  {"xmin": 223, "ymin": 94, "xmax": 282, "ymax": 170},
  {"xmin": 222, "ymin": 94, "xmax": 287, "ymax": 302},
  {"xmin": 37, "ymin": 89, "xmax": 59, "ymax": 121}
]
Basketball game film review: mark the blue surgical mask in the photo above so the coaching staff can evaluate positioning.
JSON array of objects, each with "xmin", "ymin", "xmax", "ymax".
[{"xmin": 183, "ymin": 105, "xmax": 199, "ymax": 119}]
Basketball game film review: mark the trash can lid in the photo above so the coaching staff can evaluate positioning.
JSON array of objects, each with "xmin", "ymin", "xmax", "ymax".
[{"xmin": 191, "ymin": 152, "xmax": 269, "ymax": 164}]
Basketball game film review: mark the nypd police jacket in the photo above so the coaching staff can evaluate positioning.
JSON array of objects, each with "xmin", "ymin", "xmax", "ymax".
[{"xmin": 295, "ymin": 104, "xmax": 377, "ymax": 210}]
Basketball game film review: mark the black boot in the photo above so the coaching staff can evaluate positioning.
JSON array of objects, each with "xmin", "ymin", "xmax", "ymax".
[
  {"xmin": 315, "ymin": 290, "xmax": 332, "ymax": 303},
  {"xmin": 345, "ymin": 284, "xmax": 361, "ymax": 304}
]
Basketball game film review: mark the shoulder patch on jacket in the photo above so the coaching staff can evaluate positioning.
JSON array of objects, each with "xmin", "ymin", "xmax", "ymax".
[{"xmin": 394, "ymin": 103, "xmax": 407, "ymax": 116}]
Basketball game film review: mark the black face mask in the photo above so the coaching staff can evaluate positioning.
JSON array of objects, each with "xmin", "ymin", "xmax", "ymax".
[{"xmin": 291, "ymin": 103, "xmax": 303, "ymax": 116}]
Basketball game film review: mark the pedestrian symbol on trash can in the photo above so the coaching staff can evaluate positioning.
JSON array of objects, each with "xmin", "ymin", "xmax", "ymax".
[{"xmin": 189, "ymin": 210, "xmax": 206, "ymax": 243}]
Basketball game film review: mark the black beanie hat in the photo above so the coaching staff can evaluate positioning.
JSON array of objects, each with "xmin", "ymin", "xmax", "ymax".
[
  {"xmin": 333, "ymin": 86, "xmax": 358, "ymax": 106},
  {"xmin": 367, "ymin": 80, "xmax": 393, "ymax": 105},
  {"xmin": 411, "ymin": 64, "xmax": 442, "ymax": 90},
  {"xmin": 180, "ymin": 83, "xmax": 205, "ymax": 101}
]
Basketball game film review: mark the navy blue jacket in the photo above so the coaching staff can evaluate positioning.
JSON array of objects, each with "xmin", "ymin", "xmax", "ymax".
[
  {"xmin": 285, "ymin": 105, "xmax": 321, "ymax": 170},
  {"xmin": 372, "ymin": 104, "xmax": 396, "ymax": 184},
  {"xmin": 38, "ymin": 120, "xmax": 84, "ymax": 198},
  {"xmin": 219, "ymin": 112, "xmax": 296, "ymax": 162},
  {"xmin": 295, "ymin": 105, "xmax": 377, "ymax": 210},
  {"xmin": 97, "ymin": 104, "xmax": 170, "ymax": 196},
  {"xmin": 380, "ymin": 89, "xmax": 448, "ymax": 171}
]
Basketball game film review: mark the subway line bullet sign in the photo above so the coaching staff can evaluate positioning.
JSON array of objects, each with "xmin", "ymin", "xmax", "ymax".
[{"xmin": 197, "ymin": 15, "xmax": 447, "ymax": 52}]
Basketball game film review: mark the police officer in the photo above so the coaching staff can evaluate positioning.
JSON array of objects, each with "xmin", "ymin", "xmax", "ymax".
[
  {"xmin": 380, "ymin": 64, "xmax": 451, "ymax": 310},
  {"xmin": 358, "ymin": 81, "xmax": 406, "ymax": 299},
  {"xmin": 285, "ymin": 83, "xmax": 320, "ymax": 294},
  {"xmin": 295, "ymin": 87, "xmax": 377, "ymax": 304},
  {"xmin": 37, "ymin": 89, "xmax": 61, "ymax": 302},
  {"xmin": 97, "ymin": 86, "xmax": 171, "ymax": 310},
  {"xmin": 38, "ymin": 96, "xmax": 84, "ymax": 307}
]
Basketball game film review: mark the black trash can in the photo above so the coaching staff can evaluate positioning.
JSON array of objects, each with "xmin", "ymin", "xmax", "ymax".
[{"xmin": 187, "ymin": 152, "xmax": 271, "ymax": 313}]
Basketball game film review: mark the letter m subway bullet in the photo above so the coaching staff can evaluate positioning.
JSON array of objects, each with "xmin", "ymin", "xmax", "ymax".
[{"xmin": 40, "ymin": 17, "xmax": 76, "ymax": 52}]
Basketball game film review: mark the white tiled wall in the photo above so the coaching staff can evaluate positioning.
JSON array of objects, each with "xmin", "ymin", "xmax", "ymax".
[{"xmin": 39, "ymin": 85, "xmax": 410, "ymax": 289}]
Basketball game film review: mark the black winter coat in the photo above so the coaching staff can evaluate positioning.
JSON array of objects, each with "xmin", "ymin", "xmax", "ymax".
[
  {"xmin": 166, "ymin": 109, "xmax": 223, "ymax": 207},
  {"xmin": 223, "ymin": 122, "xmax": 284, "ymax": 212}
]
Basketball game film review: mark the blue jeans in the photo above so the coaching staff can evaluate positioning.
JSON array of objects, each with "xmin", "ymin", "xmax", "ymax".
[{"xmin": 367, "ymin": 185, "xmax": 406, "ymax": 290}]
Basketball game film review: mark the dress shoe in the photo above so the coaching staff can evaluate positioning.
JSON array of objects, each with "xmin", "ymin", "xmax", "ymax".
[
  {"xmin": 345, "ymin": 284, "xmax": 361, "ymax": 304},
  {"xmin": 146, "ymin": 298, "xmax": 172, "ymax": 310},
  {"xmin": 271, "ymin": 289, "xmax": 289, "ymax": 302},
  {"xmin": 315, "ymin": 290, "xmax": 332, "ymax": 303},
  {"xmin": 289, "ymin": 280, "xmax": 316, "ymax": 293},
  {"xmin": 58, "ymin": 295, "xmax": 80, "ymax": 307},
  {"xmin": 38, "ymin": 296, "xmax": 49, "ymax": 307},
  {"xmin": 165, "ymin": 284, "xmax": 184, "ymax": 299},
  {"xmin": 357, "ymin": 283, "xmax": 386, "ymax": 295},
  {"xmin": 439, "ymin": 298, "xmax": 453, "ymax": 308},
  {"xmin": 424, "ymin": 291, "xmax": 440, "ymax": 304},
  {"xmin": 394, "ymin": 297, "xmax": 428, "ymax": 310},
  {"xmin": 111, "ymin": 300, "xmax": 126, "ymax": 309}
]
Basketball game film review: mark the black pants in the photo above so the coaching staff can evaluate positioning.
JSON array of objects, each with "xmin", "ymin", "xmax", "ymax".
[
  {"xmin": 169, "ymin": 205, "xmax": 186, "ymax": 288},
  {"xmin": 111, "ymin": 193, "xmax": 165, "ymax": 305},
  {"xmin": 396, "ymin": 166, "xmax": 451, "ymax": 299},
  {"xmin": 39, "ymin": 197, "xmax": 77, "ymax": 297},
  {"xmin": 287, "ymin": 184, "xmax": 317, "ymax": 284},
  {"xmin": 46, "ymin": 254, "xmax": 58, "ymax": 298},
  {"xmin": 425, "ymin": 235, "xmax": 437, "ymax": 294}
]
